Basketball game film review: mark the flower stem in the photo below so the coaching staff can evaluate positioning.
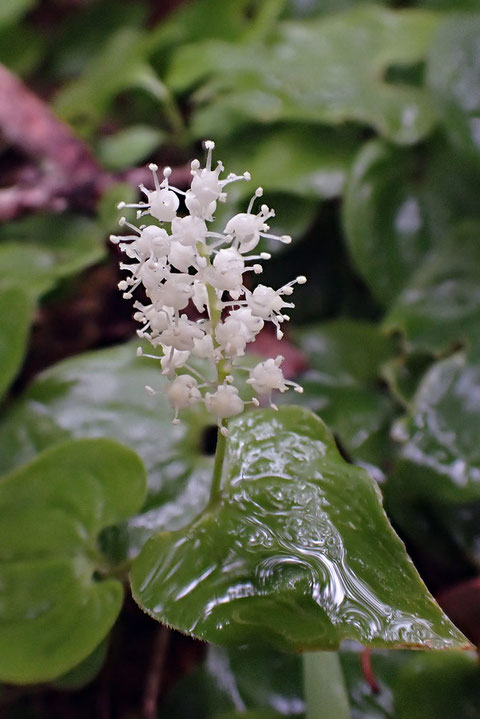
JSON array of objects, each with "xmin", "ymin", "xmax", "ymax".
[
  {"xmin": 208, "ymin": 421, "xmax": 228, "ymax": 507},
  {"xmin": 303, "ymin": 652, "xmax": 351, "ymax": 719},
  {"xmin": 199, "ymin": 243, "xmax": 230, "ymax": 507}
]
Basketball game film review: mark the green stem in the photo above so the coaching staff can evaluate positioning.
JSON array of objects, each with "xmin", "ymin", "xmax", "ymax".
[
  {"xmin": 303, "ymin": 652, "xmax": 351, "ymax": 719},
  {"xmin": 245, "ymin": 0, "xmax": 287, "ymax": 44},
  {"xmin": 198, "ymin": 244, "xmax": 230, "ymax": 507},
  {"xmin": 134, "ymin": 65, "xmax": 188, "ymax": 148},
  {"xmin": 209, "ymin": 423, "xmax": 228, "ymax": 507}
]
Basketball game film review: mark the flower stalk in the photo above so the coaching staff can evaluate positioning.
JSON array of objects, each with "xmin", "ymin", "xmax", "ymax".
[{"xmin": 112, "ymin": 140, "xmax": 306, "ymax": 498}]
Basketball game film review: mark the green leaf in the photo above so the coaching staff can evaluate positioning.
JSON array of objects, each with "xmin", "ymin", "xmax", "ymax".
[
  {"xmin": 53, "ymin": 28, "xmax": 149, "ymax": 135},
  {"xmin": 427, "ymin": 13, "xmax": 480, "ymax": 167},
  {"xmin": 162, "ymin": 644, "xmax": 303, "ymax": 719},
  {"xmin": 218, "ymin": 125, "xmax": 359, "ymax": 201},
  {"xmin": 50, "ymin": 640, "xmax": 109, "ymax": 690},
  {"xmin": 0, "ymin": 214, "xmax": 104, "ymax": 300},
  {"xmin": 0, "ymin": 342, "xmax": 215, "ymax": 554},
  {"xmin": 0, "ymin": 438, "xmax": 146, "ymax": 683},
  {"xmin": 395, "ymin": 652, "xmax": 480, "ymax": 719},
  {"xmin": 383, "ymin": 223, "xmax": 480, "ymax": 357},
  {"xmin": 382, "ymin": 352, "xmax": 434, "ymax": 409},
  {"xmin": 344, "ymin": 138, "xmax": 480, "ymax": 308},
  {"xmin": 0, "ymin": 287, "xmax": 32, "ymax": 401},
  {"xmin": 97, "ymin": 126, "xmax": 165, "ymax": 171},
  {"xmin": 343, "ymin": 140, "xmax": 432, "ymax": 306},
  {"xmin": 131, "ymin": 406, "xmax": 467, "ymax": 651},
  {"xmin": 51, "ymin": 0, "xmax": 147, "ymax": 79},
  {"xmin": 170, "ymin": 6, "xmax": 440, "ymax": 145},
  {"xmin": 385, "ymin": 352, "xmax": 480, "ymax": 570},
  {"xmin": 0, "ymin": 0, "xmax": 35, "ymax": 27},
  {"xmin": 294, "ymin": 320, "xmax": 397, "ymax": 471},
  {"xmin": 389, "ymin": 352, "xmax": 480, "ymax": 506}
]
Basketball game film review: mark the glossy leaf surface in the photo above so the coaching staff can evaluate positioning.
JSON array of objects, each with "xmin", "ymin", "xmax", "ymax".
[
  {"xmin": 388, "ymin": 352, "xmax": 480, "ymax": 505},
  {"xmin": 294, "ymin": 320, "xmax": 397, "ymax": 471},
  {"xmin": 0, "ymin": 214, "xmax": 104, "ymax": 300},
  {"xmin": 131, "ymin": 406, "xmax": 467, "ymax": 651},
  {"xmin": 169, "ymin": 7, "xmax": 439, "ymax": 144},
  {"xmin": 343, "ymin": 141, "xmax": 432, "ymax": 306},
  {"xmin": 0, "ymin": 286, "xmax": 32, "ymax": 400},
  {"xmin": 428, "ymin": 14, "xmax": 480, "ymax": 166},
  {"xmin": 343, "ymin": 139, "xmax": 480, "ymax": 307},
  {"xmin": 0, "ymin": 438, "xmax": 146, "ymax": 683},
  {"xmin": 162, "ymin": 644, "xmax": 304, "ymax": 719},
  {"xmin": 0, "ymin": 342, "xmax": 215, "ymax": 555},
  {"xmin": 384, "ymin": 224, "xmax": 480, "ymax": 357},
  {"xmin": 385, "ymin": 353, "xmax": 480, "ymax": 569}
]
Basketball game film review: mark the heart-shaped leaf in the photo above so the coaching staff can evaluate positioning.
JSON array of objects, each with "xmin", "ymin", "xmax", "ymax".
[
  {"xmin": 0, "ymin": 438, "xmax": 146, "ymax": 683},
  {"xmin": 169, "ymin": 7, "xmax": 439, "ymax": 145},
  {"xmin": 131, "ymin": 406, "xmax": 467, "ymax": 651},
  {"xmin": 0, "ymin": 342, "xmax": 221, "ymax": 557},
  {"xmin": 0, "ymin": 286, "xmax": 32, "ymax": 400}
]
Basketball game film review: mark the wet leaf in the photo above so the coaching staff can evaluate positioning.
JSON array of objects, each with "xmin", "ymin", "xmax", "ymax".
[
  {"xmin": 0, "ymin": 438, "xmax": 146, "ymax": 683},
  {"xmin": 169, "ymin": 7, "xmax": 440, "ymax": 145},
  {"xmin": 389, "ymin": 352, "xmax": 480, "ymax": 505},
  {"xmin": 0, "ymin": 342, "xmax": 215, "ymax": 555},
  {"xmin": 381, "ymin": 353, "xmax": 434, "ymax": 409},
  {"xmin": 427, "ymin": 14, "xmax": 480, "ymax": 167},
  {"xmin": 343, "ymin": 139, "xmax": 480, "ymax": 307},
  {"xmin": 0, "ymin": 287, "xmax": 32, "ymax": 401},
  {"xmin": 385, "ymin": 353, "xmax": 480, "ymax": 568},
  {"xmin": 343, "ymin": 141, "xmax": 432, "ymax": 306},
  {"xmin": 384, "ymin": 223, "xmax": 480, "ymax": 357},
  {"xmin": 294, "ymin": 320, "xmax": 397, "ymax": 471},
  {"xmin": 131, "ymin": 406, "xmax": 467, "ymax": 651},
  {"xmin": 161, "ymin": 644, "xmax": 304, "ymax": 719},
  {"xmin": 0, "ymin": 214, "xmax": 104, "ymax": 300}
]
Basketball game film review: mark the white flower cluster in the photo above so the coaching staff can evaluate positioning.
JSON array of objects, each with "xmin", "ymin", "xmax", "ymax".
[{"xmin": 111, "ymin": 140, "xmax": 305, "ymax": 434}]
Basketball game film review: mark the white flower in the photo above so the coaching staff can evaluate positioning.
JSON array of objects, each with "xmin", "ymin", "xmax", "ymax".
[
  {"xmin": 215, "ymin": 316, "xmax": 251, "ymax": 357},
  {"xmin": 247, "ymin": 356, "xmax": 303, "ymax": 409},
  {"xmin": 204, "ymin": 383, "xmax": 244, "ymax": 419},
  {"xmin": 113, "ymin": 139, "xmax": 306, "ymax": 429},
  {"xmin": 168, "ymin": 374, "xmax": 201, "ymax": 421},
  {"xmin": 225, "ymin": 188, "xmax": 292, "ymax": 254}
]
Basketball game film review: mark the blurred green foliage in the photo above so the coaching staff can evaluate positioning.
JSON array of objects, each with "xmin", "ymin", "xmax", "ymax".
[{"xmin": 1, "ymin": 0, "xmax": 480, "ymax": 715}]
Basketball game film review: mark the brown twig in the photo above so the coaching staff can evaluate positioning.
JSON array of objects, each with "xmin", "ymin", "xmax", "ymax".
[{"xmin": 143, "ymin": 625, "xmax": 170, "ymax": 719}]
